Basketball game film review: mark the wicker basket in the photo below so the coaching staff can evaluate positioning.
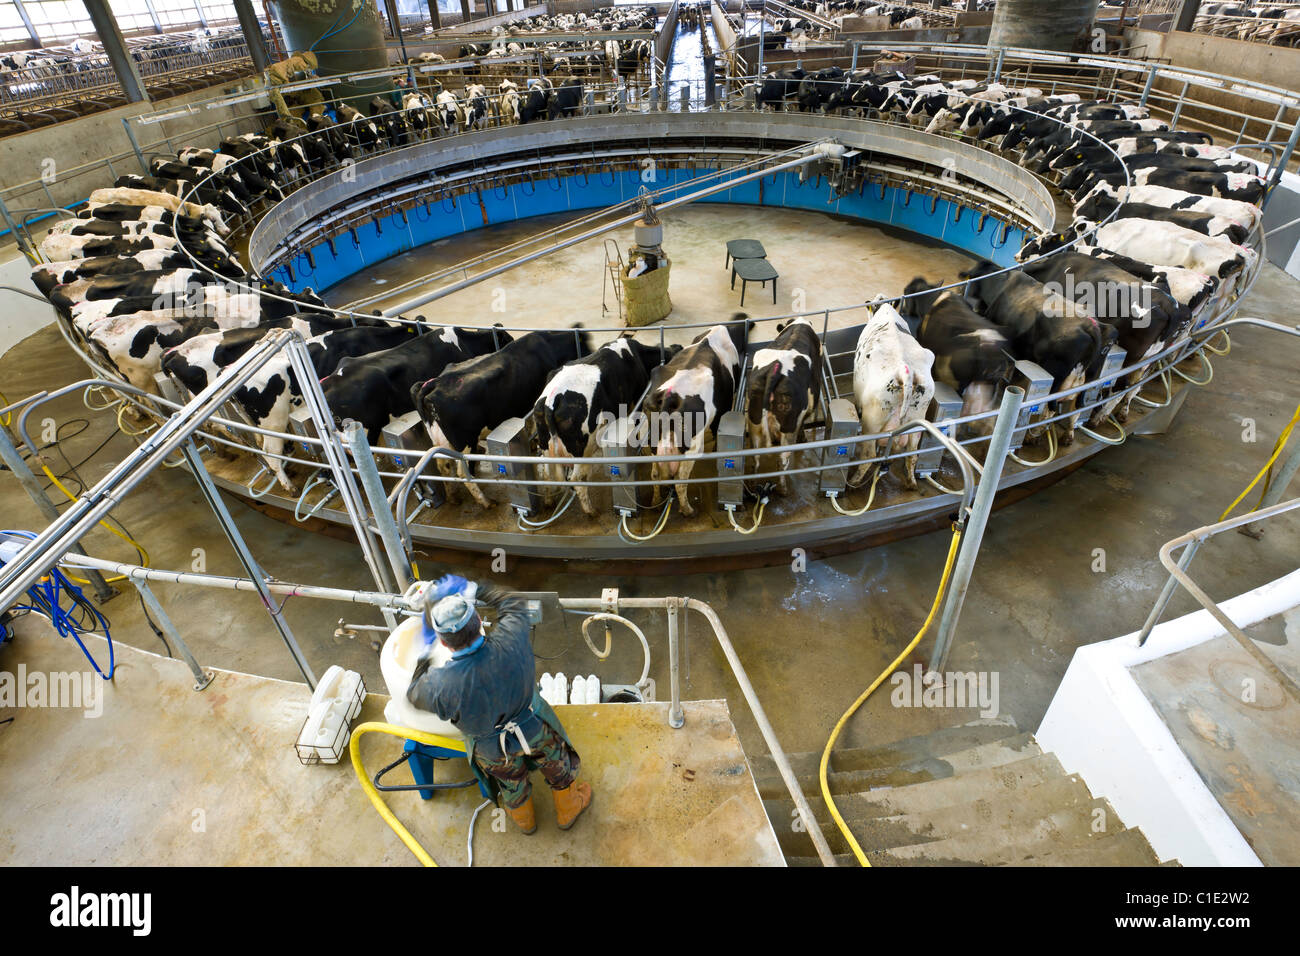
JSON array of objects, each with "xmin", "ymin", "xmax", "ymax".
[{"xmin": 621, "ymin": 256, "xmax": 672, "ymax": 327}]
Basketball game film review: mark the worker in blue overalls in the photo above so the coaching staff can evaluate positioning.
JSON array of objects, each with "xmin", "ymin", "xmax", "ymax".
[{"xmin": 406, "ymin": 575, "xmax": 593, "ymax": 834}]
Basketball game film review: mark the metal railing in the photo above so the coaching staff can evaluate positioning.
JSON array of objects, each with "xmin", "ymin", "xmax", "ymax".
[{"xmin": 1137, "ymin": 495, "xmax": 1300, "ymax": 705}]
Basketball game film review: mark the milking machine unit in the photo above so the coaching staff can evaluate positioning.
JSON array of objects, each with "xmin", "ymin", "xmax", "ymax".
[
  {"xmin": 915, "ymin": 383, "xmax": 965, "ymax": 481},
  {"xmin": 1008, "ymin": 360, "xmax": 1055, "ymax": 455}
]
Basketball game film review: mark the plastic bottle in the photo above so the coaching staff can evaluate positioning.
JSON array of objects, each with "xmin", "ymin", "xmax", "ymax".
[
  {"xmin": 540, "ymin": 673, "xmax": 555, "ymax": 705},
  {"xmin": 570, "ymin": 675, "xmax": 587, "ymax": 705},
  {"xmin": 586, "ymin": 674, "xmax": 601, "ymax": 704},
  {"xmin": 554, "ymin": 672, "xmax": 568, "ymax": 708}
]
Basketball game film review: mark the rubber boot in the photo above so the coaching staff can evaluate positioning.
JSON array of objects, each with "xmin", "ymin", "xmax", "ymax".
[
  {"xmin": 505, "ymin": 796, "xmax": 537, "ymax": 835},
  {"xmin": 553, "ymin": 780, "xmax": 593, "ymax": 830}
]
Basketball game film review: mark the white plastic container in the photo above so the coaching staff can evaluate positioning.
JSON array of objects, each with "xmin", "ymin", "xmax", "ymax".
[
  {"xmin": 570, "ymin": 675, "xmax": 587, "ymax": 705},
  {"xmin": 295, "ymin": 664, "xmax": 365, "ymax": 764},
  {"xmin": 586, "ymin": 674, "xmax": 601, "ymax": 704},
  {"xmin": 553, "ymin": 672, "xmax": 567, "ymax": 709},
  {"xmin": 540, "ymin": 672, "xmax": 556, "ymax": 705},
  {"xmin": 378, "ymin": 615, "xmax": 462, "ymax": 739}
]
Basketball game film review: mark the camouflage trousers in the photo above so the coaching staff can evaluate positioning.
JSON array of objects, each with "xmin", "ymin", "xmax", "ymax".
[{"xmin": 475, "ymin": 721, "xmax": 580, "ymax": 810}]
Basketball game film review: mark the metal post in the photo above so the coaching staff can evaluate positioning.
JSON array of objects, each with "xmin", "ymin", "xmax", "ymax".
[
  {"xmin": 83, "ymin": 0, "xmax": 147, "ymax": 104},
  {"xmin": 0, "ymin": 194, "xmax": 35, "ymax": 260},
  {"xmin": 1241, "ymin": 435, "xmax": 1300, "ymax": 539},
  {"xmin": 679, "ymin": 84, "xmax": 689, "ymax": 111},
  {"xmin": 704, "ymin": 54, "xmax": 716, "ymax": 108},
  {"xmin": 460, "ymin": 0, "xmax": 472, "ymax": 23},
  {"xmin": 757, "ymin": 1, "xmax": 765, "ymax": 78},
  {"xmin": 667, "ymin": 598, "xmax": 684, "ymax": 728},
  {"xmin": 121, "ymin": 117, "xmax": 148, "ymax": 175},
  {"xmin": 0, "ymin": 422, "xmax": 118, "ymax": 603},
  {"xmin": 1138, "ymin": 63, "xmax": 1157, "ymax": 108},
  {"xmin": 929, "ymin": 386, "xmax": 1025, "ymax": 673},
  {"xmin": 131, "ymin": 577, "xmax": 214, "ymax": 690},
  {"xmin": 180, "ymin": 440, "xmax": 319, "ymax": 688},
  {"xmin": 282, "ymin": 338, "xmax": 401, "ymax": 610},
  {"xmin": 233, "ymin": 0, "xmax": 271, "ymax": 73},
  {"xmin": 1136, "ymin": 539, "xmax": 1201, "ymax": 645},
  {"xmin": 425, "ymin": 0, "xmax": 441, "ymax": 31},
  {"xmin": 850, "ymin": 43, "xmax": 858, "ymax": 71},
  {"xmin": 1264, "ymin": 116, "xmax": 1300, "ymax": 210},
  {"xmin": 1173, "ymin": 0, "xmax": 1202, "ymax": 32},
  {"xmin": 344, "ymin": 420, "xmax": 413, "ymax": 591},
  {"xmin": 991, "ymin": 46, "xmax": 1004, "ymax": 82}
]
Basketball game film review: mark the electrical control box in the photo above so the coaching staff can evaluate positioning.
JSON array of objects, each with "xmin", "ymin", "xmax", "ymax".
[
  {"xmin": 484, "ymin": 417, "xmax": 541, "ymax": 516},
  {"xmin": 288, "ymin": 405, "xmax": 325, "ymax": 463},
  {"xmin": 915, "ymin": 382, "xmax": 963, "ymax": 479},
  {"xmin": 1010, "ymin": 359, "xmax": 1054, "ymax": 453},
  {"xmin": 1081, "ymin": 346, "xmax": 1127, "ymax": 417},
  {"xmin": 597, "ymin": 417, "xmax": 638, "ymax": 516},
  {"xmin": 153, "ymin": 372, "xmax": 184, "ymax": 407},
  {"xmin": 381, "ymin": 410, "xmax": 443, "ymax": 510},
  {"xmin": 819, "ymin": 398, "xmax": 860, "ymax": 496},
  {"xmin": 716, "ymin": 410, "xmax": 747, "ymax": 510}
]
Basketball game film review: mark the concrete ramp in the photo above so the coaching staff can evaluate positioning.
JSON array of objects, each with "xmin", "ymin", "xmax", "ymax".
[{"xmin": 0, "ymin": 628, "xmax": 783, "ymax": 866}]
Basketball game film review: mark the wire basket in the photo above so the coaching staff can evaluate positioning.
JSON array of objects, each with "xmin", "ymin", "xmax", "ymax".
[{"xmin": 295, "ymin": 673, "xmax": 366, "ymax": 766}]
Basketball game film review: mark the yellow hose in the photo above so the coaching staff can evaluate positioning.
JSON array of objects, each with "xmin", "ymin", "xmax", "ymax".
[
  {"xmin": 40, "ymin": 463, "xmax": 151, "ymax": 584},
  {"xmin": 819, "ymin": 524, "xmax": 964, "ymax": 867},
  {"xmin": 349, "ymin": 721, "xmax": 470, "ymax": 867},
  {"xmin": 1219, "ymin": 401, "xmax": 1300, "ymax": 523},
  {"xmin": 1, "ymin": 390, "xmax": 9, "ymax": 427}
]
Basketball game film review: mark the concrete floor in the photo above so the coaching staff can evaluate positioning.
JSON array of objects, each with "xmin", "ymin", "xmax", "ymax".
[
  {"xmin": 323, "ymin": 204, "xmax": 974, "ymax": 342},
  {"xmin": 1132, "ymin": 605, "xmax": 1300, "ymax": 866},
  {"xmin": 1, "ymin": 208, "xmax": 1298, "ymax": 863},
  {"xmin": 0, "ymin": 633, "xmax": 782, "ymax": 866}
]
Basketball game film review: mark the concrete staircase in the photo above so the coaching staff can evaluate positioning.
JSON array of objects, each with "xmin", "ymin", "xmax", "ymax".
[{"xmin": 755, "ymin": 718, "xmax": 1174, "ymax": 867}]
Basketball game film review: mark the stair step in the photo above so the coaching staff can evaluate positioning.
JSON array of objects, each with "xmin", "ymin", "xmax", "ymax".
[
  {"xmin": 771, "ymin": 774, "xmax": 1098, "ymax": 857},
  {"xmin": 786, "ymin": 829, "xmax": 1164, "ymax": 868},
  {"xmin": 749, "ymin": 716, "xmax": 1020, "ymax": 782},
  {"xmin": 871, "ymin": 798, "xmax": 1127, "ymax": 866},
  {"xmin": 754, "ymin": 733, "xmax": 1041, "ymax": 800}
]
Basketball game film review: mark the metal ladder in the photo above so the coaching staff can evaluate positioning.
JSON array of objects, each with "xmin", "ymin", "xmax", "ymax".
[{"xmin": 602, "ymin": 237, "xmax": 626, "ymax": 322}]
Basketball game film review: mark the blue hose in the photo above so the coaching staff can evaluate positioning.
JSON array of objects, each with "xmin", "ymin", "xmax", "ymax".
[{"xmin": 2, "ymin": 530, "xmax": 114, "ymax": 679}]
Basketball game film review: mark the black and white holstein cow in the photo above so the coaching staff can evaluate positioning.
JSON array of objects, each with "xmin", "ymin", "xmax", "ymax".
[
  {"xmin": 31, "ymin": 246, "xmax": 244, "ymax": 299},
  {"xmin": 961, "ymin": 261, "xmax": 1114, "ymax": 445},
  {"xmin": 320, "ymin": 325, "xmax": 508, "ymax": 441},
  {"xmin": 744, "ymin": 318, "xmax": 821, "ymax": 495},
  {"xmin": 850, "ymin": 300, "xmax": 935, "ymax": 489},
  {"xmin": 641, "ymin": 320, "xmax": 748, "ymax": 517},
  {"xmin": 189, "ymin": 324, "xmax": 420, "ymax": 492},
  {"xmin": 1019, "ymin": 219, "xmax": 1256, "ymax": 280},
  {"xmin": 900, "ymin": 278, "xmax": 1015, "ymax": 433},
  {"xmin": 412, "ymin": 329, "xmax": 591, "ymax": 508},
  {"xmin": 1071, "ymin": 198, "xmax": 1249, "ymax": 245},
  {"xmin": 530, "ymin": 336, "xmax": 676, "ymax": 516},
  {"xmin": 1075, "ymin": 181, "xmax": 1262, "ymax": 232},
  {"xmin": 161, "ymin": 313, "xmax": 380, "ymax": 399},
  {"xmin": 1019, "ymin": 252, "xmax": 1191, "ymax": 423}
]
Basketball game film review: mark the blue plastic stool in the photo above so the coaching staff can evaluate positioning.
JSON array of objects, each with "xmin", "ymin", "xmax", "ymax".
[{"xmin": 404, "ymin": 739, "xmax": 491, "ymax": 801}]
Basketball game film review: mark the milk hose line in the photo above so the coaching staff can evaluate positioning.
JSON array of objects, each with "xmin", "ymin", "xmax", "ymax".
[
  {"xmin": 580, "ymin": 612, "xmax": 652, "ymax": 689},
  {"xmin": 350, "ymin": 721, "xmax": 472, "ymax": 867},
  {"xmin": 726, "ymin": 496, "xmax": 768, "ymax": 534},
  {"xmin": 829, "ymin": 466, "xmax": 883, "ymax": 517},
  {"xmin": 467, "ymin": 798, "xmax": 493, "ymax": 867},
  {"xmin": 83, "ymin": 385, "xmax": 122, "ymax": 412},
  {"xmin": 1170, "ymin": 350, "xmax": 1214, "ymax": 386},
  {"xmin": 116, "ymin": 402, "xmax": 155, "ymax": 437},
  {"xmin": 1204, "ymin": 330, "xmax": 1232, "ymax": 356},
  {"xmin": 518, "ymin": 489, "xmax": 576, "ymax": 530},
  {"xmin": 1219, "ymin": 400, "xmax": 1300, "ymax": 523},
  {"xmin": 820, "ymin": 523, "xmax": 964, "ymax": 868},
  {"xmin": 1008, "ymin": 424, "xmax": 1057, "ymax": 468},
  {"xmin": 618, "ymin": 498, "xmax": 672, "ymax": 542},
  {"xmin": 39, "ymin": 463, "xmax": 151, "ymax": 585}
]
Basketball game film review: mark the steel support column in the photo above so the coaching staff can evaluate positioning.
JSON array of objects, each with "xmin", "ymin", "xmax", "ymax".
[
  {"xmin": 929, "ymin": 386, "xmax": 1025, "ymax": 673},
  {"xmin": 234, "ymin": 0, "xmax": 272, "ymax": 73},
  {"xmin": 83, "ymin": 0, "xmax": 148, "ymax": 104}
]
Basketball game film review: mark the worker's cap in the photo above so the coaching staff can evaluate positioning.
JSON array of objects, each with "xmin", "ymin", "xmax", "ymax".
[{"xmin": 428, "ymin": 594, "xmax": 477, "ymax": 637}]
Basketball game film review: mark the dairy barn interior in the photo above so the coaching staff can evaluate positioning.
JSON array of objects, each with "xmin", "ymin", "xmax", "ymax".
[{"xmin": 0, "ymin": 0, "xmax": 1298, "ymax": 881}]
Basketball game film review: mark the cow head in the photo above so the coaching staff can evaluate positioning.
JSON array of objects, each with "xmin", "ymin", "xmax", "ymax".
[{"xmin": 1016, "ymin": 231, "xmax": 1070, "ymax": 262}]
